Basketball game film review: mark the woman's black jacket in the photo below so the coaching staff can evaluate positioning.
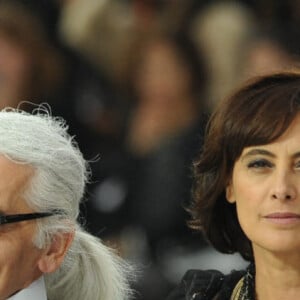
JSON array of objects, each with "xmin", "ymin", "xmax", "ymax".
[{"xmin": 166, "ymin": 268, "xmax": 246, "ymax": 300}]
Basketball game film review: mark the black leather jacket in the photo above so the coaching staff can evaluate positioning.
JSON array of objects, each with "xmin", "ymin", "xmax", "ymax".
[{"xmin": 166, "ymin": 269, "xmax": 246, "ymax": 300}]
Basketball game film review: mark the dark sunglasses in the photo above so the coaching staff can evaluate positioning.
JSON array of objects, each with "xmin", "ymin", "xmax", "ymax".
[{"xmin": 0, "ymin": 210, "xmax": 62, "ymax": 226}]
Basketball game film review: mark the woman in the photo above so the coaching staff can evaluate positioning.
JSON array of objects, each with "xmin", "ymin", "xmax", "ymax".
[{"xmin": 167, "ymin": 71, "xmax": 300, "ymax": 299}]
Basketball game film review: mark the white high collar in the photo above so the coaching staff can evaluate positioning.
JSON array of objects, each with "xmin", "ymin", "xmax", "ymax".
[{"xmin": 7, "ymin": 277, "xmax": 47, "ymax": 300}]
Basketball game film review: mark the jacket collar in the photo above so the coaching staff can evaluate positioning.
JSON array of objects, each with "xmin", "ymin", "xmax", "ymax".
[{"xmin": 7, "ymin": 277, "xmax": 47, "ymax": 300}]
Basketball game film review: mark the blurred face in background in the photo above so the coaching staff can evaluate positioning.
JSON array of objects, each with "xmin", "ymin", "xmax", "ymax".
[
  {"xmin": 243, "ymin": 38, "xmax": 297, "ymax": 78},
  {"xmin": 134, "ymin": 39, "xmax": 192, "ymax": 104},
  {"xmin": 0, "ymin": 33, "xmax": 31, "ymax": 108}
]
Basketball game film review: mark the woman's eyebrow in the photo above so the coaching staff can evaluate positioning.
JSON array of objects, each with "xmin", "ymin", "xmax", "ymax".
[
  {"xmin": 241, "ymin": 149, "xmax": 300, "ymax": 160},
  {"xmin": 241, "ymin": 149, "xmax": 275, "ymax": 160}
]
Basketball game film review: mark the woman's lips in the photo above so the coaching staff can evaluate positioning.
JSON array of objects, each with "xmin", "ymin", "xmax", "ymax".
[{"xmin": 263, "ymin": 212, "xmax": 300, "ymax": 225}]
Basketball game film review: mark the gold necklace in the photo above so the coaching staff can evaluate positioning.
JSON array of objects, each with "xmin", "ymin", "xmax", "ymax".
[{"xmin": 231, "ymin": 277, "xmax": 244, "ymax": 300}]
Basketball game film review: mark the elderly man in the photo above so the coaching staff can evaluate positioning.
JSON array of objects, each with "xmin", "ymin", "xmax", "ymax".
[{"xmin": 0, "ymin": 108, "xmax": 132, "ymax": 300}]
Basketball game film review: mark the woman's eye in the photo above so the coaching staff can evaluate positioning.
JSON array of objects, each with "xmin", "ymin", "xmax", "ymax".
[
  {"xmin": 295, "ymin": 161, "xmax": 300, "ymax": 169},
  {"xmin": 247, "ymin": 159, "xmax": 272, "ymax": 169}
]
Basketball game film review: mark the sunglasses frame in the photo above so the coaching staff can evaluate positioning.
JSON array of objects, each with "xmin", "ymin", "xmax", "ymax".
[{"xmin": 0, "ymin": 211, "xmax": 61, "ymax": 225}]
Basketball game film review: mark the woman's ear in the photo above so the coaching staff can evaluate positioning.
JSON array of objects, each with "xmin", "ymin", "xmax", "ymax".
[
  {"xmin": 38, "ymin": 231, "xmax": 74, "ymax": 274},
  {"xmin": 226, "ymin": 181, "xmax": 235, "ymax": 203}
]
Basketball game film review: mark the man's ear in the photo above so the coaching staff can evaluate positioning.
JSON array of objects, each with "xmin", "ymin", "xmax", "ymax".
[
  {"xmin": 38, "ymin": 231, "xmax": 74, "ymax": 274},
  {"xmin": 226, "ymin": 181, "xmax": 235, "ymax": 204}
]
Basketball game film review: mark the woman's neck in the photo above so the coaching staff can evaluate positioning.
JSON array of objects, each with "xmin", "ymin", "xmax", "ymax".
[{"xmin": 254, "ymin": 252, "xmax": 300, "ymax": 300}]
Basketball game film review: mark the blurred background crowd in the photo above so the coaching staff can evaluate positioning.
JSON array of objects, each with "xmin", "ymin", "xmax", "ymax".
[{"xmin": 1, "ymin": 0, "xmax": 300, "ymax": 299}]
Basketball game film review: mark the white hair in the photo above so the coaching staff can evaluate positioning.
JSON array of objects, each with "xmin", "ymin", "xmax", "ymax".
[{"xmin": 0, "ymin": 107, "xmax": 133, "ymax": 300}]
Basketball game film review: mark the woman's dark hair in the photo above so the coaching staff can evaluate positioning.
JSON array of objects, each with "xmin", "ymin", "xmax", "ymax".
[{"xmin": 190, "ymin": 71, "xmax": 300, "ymax": 261}]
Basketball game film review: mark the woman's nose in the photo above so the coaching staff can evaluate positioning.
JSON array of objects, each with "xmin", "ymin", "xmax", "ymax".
[
  {"xmin": 271, "ymin": 171, "xmax": 297, "ymax": 201},
  {"xmin": 272, "ymin": 192, "xmax": 295, "ymax": 201}
]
